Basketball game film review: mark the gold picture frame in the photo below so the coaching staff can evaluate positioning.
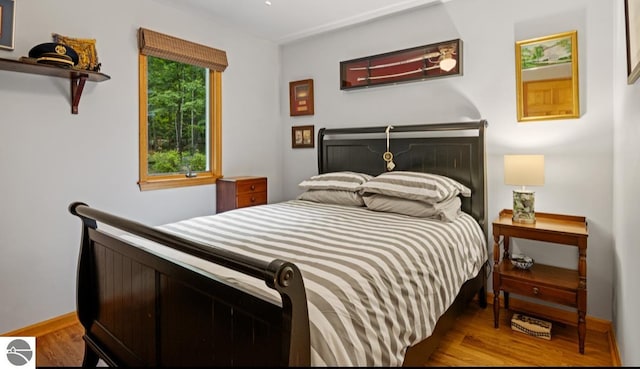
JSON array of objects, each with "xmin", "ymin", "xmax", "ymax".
[
  {"xmin": 515, "ymin": 31, "xmax": 579, "ymax": 122},
  {"xmin": 52, "ymin": 33, "xmax": 100, "ymax": 71}
]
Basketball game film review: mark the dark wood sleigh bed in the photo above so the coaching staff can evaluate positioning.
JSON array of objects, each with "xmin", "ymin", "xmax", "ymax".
[{"xmin": 69, "ymin": 120, "xmax": 488, "ymax": 367}]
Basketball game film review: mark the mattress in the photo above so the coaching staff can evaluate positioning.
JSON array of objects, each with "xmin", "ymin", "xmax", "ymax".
[{"xmin": 120, "ymin": 199, "xmax": 487, "ymax": 366}]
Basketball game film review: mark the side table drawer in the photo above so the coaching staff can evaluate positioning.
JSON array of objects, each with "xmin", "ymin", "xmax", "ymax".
[
  {"xmin": 237, "ymin": 191, "xmax": 267, "ymax": 208},
  {"xmin": 237, "ymin": 179, "xmax": 267, "ymax": 194},
  {"xmin": 501, "ymin": 278, "xmax": 577, "ymax": 307}
]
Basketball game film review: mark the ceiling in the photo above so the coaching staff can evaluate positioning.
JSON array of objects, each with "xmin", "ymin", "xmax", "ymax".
[{"xmin": 164, "ymin": 0, "xmax": 447, "ymax": 44}]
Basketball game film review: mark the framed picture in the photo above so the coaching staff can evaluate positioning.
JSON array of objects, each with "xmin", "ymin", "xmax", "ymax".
[
  {"xmin": 340, "ymin": 39, "xmax": 462, "ymax": 90},
  {"xmin": 289, "ymin": 79, "xmax": 314, "ymax": 116},
  {"xmin": 0, "ymin": 0, "xmax": 15, "ymax": 50},
  {"xmin": 515, "ymin": 31, "xmax": 579, "ymax": 121},
  {"xmin": 291, "ymin": 125, "xmax": 314, "ymax": 148},
  {"xmin": 626, "ymin": 0, "xmax": 640, "ymax": 84}
]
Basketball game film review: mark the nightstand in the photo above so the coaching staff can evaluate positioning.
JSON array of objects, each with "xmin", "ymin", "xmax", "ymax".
[
  {"xmin": 216, "ymin": 176, "xmax": 267, "ymax": 213},
  {"xmin": 492, "ymin": 209, "xmax": 588, "ymax": 354}
]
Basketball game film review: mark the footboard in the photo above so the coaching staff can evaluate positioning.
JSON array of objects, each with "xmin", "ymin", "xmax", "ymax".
[{"xmin": 69, "ymin": 202, "xmax": 310, "ymax": 367}]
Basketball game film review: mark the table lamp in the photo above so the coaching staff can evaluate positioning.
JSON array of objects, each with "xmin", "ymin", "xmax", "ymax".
[{"xmin": 504, "ymin": 155, "xmax": 545, "ymax": 223}]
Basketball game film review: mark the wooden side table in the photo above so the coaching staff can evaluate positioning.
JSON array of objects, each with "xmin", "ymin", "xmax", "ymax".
[
  {"xmin": 492, "ymin": 209, "xmax": 588, "ymax": 353},
  {"xmin": 216, "ymin": 176, "xmax": 267, "ymax": 213}
]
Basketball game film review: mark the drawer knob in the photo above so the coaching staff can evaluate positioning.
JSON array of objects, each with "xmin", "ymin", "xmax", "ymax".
[
  {"xmin": 250, "ymin": 197, "xmax": 256, "ymax": 202},
  {"xmin": 250, "ymin": 185, "xmax": 255, "ymax": 190},
  {"xmin": 532, "ymin": 287, "xmax": 540, "ymax": 295}
]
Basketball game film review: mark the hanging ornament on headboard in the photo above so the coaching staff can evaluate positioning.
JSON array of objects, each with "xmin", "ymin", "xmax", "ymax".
[{"xmin": 383, "ymin": 125, "xmax": 395, "ymax": 171}]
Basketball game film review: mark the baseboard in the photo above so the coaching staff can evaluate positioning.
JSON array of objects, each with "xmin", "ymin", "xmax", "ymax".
[
  {"xmin": 1, "ymin": 312, "xmax": 78, "ymax": 337},
  {"xmin": 487, "ymin": 292, "xmax": 621, "ymax": 366},
  {"xmin": 608, "ymin": 326, "xmax": 622, "ymax": 366}
]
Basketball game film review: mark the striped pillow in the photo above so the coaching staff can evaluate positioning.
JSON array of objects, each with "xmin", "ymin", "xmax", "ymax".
[
  {"xmin": 298, "ymin": 189, "xmax": 366, "ymax": 206},
  {"xmin": 358, "ymin": 171, "xmax": 471, "ymax": 203},
  {"xmin": 299, "ymin": 171, "xmax": 373, "ymax": 192},
  {"xmin": 363, "ymin": 194, "xmax": 462, "ymax": 221}
]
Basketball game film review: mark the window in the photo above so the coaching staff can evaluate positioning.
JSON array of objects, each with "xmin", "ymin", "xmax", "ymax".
[{"xmin": 137, "ymin": 28, "xmax": 227, "ymax": 191}]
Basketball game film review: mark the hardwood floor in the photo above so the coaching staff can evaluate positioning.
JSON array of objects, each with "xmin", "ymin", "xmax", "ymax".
[
  {"xmin": 33, "ymin": 304, "xmax": 615, "ymax": 367},
  {"xmin": 36, "ymin": 322, "xmax": 85, "ymax": 367},
  {"xmin": 425, "ymin": 303, "xmax": 614, "ymax": 367}
]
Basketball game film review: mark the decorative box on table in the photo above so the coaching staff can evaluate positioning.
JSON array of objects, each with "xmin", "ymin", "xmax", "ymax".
[{"xmin": 510, "ymin": 313, "xmax": 552, "ymax": 340}]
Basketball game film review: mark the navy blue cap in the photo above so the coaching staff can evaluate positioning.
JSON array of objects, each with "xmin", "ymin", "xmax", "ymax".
[{"xmin": 28, "ymin": 42, "xmax": 79, "ymax": 68}]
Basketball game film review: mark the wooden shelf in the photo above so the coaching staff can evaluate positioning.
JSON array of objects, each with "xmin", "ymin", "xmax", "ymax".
[{"xmin": 0, "ymin": 57, "xmax": 110, "ymax": 114}]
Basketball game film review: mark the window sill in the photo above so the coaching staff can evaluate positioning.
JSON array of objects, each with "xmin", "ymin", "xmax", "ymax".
[{"xmin": 138, "ymin": 175, "xmax": 219, "ymax": 191}]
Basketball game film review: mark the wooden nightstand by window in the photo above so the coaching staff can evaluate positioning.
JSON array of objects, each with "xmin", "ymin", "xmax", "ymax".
[
  {"xmin": 492, "ymin": 209, "xmax": 588, "ymax": 354},
  {"xmin": 216, "ymin": 176, "xmax": 267, "ymax": 213}
]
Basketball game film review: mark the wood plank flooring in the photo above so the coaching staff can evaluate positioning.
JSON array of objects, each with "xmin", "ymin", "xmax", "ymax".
[
  {"xmin": 35, "ymin": 319, "xmax": 85, "ymax": 367},
  {"xmin": 33, "ymin": 303, "xmax": 614, "ymax": 367},
  {"xmin": 425, "ymin": 303, "xmax": 614, "ymax": 367}
]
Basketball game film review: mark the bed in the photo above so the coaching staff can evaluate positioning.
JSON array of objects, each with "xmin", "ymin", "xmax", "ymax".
[{"xmin": 69, "ymin": 120, "xmax": 488, "ymax": 367}]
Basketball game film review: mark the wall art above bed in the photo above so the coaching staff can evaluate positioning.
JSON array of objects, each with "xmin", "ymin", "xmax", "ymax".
[
  {"xmin": 292, "ymin": 124, "xmax": 314, "ymax": 148},
  {"xmin": 289, "ymin": 78, "xmax": 314, "ymax": 116},
  {"xmin": 340, "ymin": 39, "xmax": 462, "ymax": 90}
]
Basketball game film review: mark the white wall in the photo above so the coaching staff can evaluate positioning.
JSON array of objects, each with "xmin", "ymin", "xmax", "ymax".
[
  {"xmin": 613, "ymin": 0, "xmax": 640, "ymax": 365},
  {"xmin": 0, "ymin": 0, "xmax": 282, "ymax": 333},
  {"xmin": 281, "ymin": 0, "xmax": 615, "ymax": 322},
  {"xmin": 3, "ymin": 0, "xmax": 637, "ymax": 364}
]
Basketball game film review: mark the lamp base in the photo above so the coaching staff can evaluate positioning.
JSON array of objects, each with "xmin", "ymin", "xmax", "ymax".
[{"xmin": 512, "ymin": 190, "xmax": 536, "ymax": 224}]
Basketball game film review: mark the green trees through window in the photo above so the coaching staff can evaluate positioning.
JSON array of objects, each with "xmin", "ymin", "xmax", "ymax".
[{"xmin": 147, "ymin": 56, "xmax": 208, "ymax": 175}]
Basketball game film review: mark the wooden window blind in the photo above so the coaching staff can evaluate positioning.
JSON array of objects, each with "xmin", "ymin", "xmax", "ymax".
[{"xmin": 137, "ymin": 27, "xmax": 228, "ymax": 71}]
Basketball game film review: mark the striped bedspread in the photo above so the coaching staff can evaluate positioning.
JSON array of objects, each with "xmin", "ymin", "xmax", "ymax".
[{"xmin": 132, "ymin": 200, "xmax": 487, "ymax": 366}]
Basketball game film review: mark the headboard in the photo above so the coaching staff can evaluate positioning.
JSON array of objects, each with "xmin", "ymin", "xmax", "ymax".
[{"xmin": 317, "ymin": 120, "xmax": 488, "ymax": 233}]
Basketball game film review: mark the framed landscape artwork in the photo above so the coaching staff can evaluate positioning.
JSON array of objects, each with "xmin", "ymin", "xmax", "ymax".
[{"xmin": 515, "ymin": 31, "xmax": 579, "ymax": 121}]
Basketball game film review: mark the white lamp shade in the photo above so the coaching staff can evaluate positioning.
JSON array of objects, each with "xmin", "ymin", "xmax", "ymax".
[{"xmin": 504, "ymin": 155, "xmax": 545, "ymax": 186}]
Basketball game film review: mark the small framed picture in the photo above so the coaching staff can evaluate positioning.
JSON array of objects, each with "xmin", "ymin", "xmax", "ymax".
[
  {"xmin": 289, "ymin": 79, "xmax": 314, "ymax": 116},
  {"xmin": 0, "ymin": 0, "xmax": 16, "ymax": 50},
  {"xmin": 292, "ymin": 125, "xmax": 314, "ymax": 149}
]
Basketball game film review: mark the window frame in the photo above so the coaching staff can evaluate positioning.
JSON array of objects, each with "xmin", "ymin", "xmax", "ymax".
[{"xmin": 137, "ymin": 54, "xmax": 222, "ymax": 191}]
